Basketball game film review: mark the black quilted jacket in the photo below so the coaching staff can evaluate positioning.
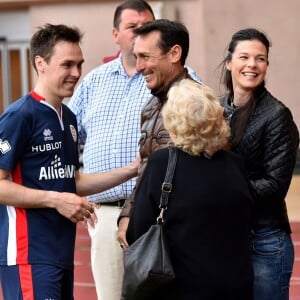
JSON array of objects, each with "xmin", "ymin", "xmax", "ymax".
[{"xmin": 221, "ymin": 88, "xmax": 299, "ymax": 233}]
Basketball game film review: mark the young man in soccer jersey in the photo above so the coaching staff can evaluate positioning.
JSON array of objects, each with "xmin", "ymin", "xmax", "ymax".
[{"xmin": 0, "ymin": 23, "xmax": 139, "ymax": 300}]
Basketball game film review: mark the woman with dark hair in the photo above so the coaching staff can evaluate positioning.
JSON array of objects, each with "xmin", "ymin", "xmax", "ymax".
[{"xmin": 219, "ymin": 28, "xmax": 299, "ymax": 300}]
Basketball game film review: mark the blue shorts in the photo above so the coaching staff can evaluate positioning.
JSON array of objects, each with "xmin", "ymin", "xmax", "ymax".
[{"xmin": 0, "ymin": 264, "xmax": 74, "ymax": 300}]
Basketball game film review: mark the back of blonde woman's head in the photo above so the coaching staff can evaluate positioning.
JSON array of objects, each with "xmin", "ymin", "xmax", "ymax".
[{"xmin": 162, "ymin": 79, "xmax": 230, "ymax": 156}]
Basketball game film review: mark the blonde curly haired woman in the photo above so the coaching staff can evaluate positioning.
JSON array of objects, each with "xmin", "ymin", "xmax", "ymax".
[{"xmin": 125, "ymin": 79, "xmax": 254, "ymax": 300}]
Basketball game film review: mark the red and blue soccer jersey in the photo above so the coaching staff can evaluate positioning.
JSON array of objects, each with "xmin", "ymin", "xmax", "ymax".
[{"xmin": 0, "ymin": 91, "xmax": 80, "ymax": 269}]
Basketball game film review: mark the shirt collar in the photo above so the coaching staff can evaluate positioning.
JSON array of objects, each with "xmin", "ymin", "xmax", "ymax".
[{"xmin": 109, "ymin": 54, "xmax": 140, "ymax": 78}]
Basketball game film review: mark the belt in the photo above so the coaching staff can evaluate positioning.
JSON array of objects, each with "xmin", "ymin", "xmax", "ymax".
[{"xmin": 100, "ymin": 199, "xmax": 125, "ymax": 208}]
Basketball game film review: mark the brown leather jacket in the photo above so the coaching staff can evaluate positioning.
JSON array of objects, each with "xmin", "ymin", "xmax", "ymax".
[{"xmin": 118, "ymin": 68, "xmax": 192, "ymax": 221}]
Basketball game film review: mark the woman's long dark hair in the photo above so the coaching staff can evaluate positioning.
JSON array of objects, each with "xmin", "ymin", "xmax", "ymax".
[{"xmin": 219, "ymin": 28, "xmax": 271, "ymax": 148}]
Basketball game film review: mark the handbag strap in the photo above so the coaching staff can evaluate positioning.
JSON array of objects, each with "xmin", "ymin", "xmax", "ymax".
[{"xmin": 157, "ymin": 146, "xmax": 178, "ymax": 224}]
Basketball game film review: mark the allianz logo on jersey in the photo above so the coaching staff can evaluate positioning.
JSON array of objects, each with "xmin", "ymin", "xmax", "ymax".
[{"xmin": 39, "ymin": 154, "xmax": 75, "ymax": 180}]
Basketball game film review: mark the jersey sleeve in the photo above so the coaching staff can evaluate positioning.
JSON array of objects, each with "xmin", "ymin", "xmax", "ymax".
[{"xmin": 0, "ymin": 109, "xmax": 30, "ymax": 171}]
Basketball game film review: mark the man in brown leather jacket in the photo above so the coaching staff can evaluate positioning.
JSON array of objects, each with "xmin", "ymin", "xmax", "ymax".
[{"xmin": 117, "ymin": 19, "xmax": 202, "ymax": 247}]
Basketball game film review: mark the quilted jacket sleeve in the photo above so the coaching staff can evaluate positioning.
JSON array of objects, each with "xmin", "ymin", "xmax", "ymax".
[{"xmin": 246, "ymin": 102, "xmax": 299, "ymax": 204}]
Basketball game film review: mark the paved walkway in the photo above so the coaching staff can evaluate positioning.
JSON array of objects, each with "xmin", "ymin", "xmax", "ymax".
[
  {"xmin": 0, "ymin": 175, "xmax": 299, "ymax": 299},
  {"xmin": 74, "ymin": 223, "xmax": 97, "ymax": 299},
  {"xmin": 291, "ymin": 222, "xmax": 300, "ymax": 300},
  {"xmin": 286, "ymin": 175, "xmax": 300, "ymax": 222},
  {"xmin": 288, "ymin": 175, "xmax": 300, "ymax": 299}
]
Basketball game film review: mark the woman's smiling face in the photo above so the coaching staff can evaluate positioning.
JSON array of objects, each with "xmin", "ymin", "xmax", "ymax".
[{"xmin": 227, "ymin": 39, "xmax": 268, "ymax": 93}]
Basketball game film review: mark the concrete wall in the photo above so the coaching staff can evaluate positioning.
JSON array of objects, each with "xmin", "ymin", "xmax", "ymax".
[
  {"xmin": 0, "ymin": 10, "xmax": 30, "ymax": 40},
  {"xmin": 4, "ymin": 0, "xmax": 300, "ymax": 130}
]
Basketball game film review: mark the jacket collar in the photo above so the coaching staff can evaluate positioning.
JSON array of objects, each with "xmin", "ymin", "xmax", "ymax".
[
  {"xmin": 222, "ymin": 85, "xmax": 267, "ymax": 110},
  {"xmin": 151, "ymin": 68, "xmax": 190, "ymax": 103}
]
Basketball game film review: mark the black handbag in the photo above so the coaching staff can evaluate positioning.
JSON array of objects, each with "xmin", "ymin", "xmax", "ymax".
[{"xmin": 121, "ymin": 146, "xmax": 177, "ymax": 300}]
